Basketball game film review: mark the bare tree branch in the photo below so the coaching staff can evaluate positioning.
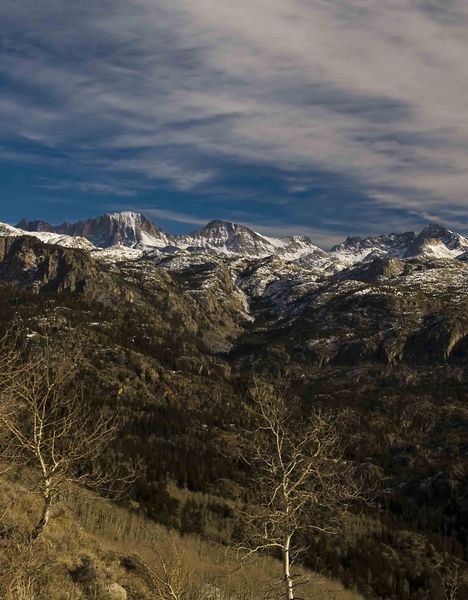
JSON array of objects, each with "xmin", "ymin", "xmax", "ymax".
[
  {"xmin": 0, "ymin": 336, "xmax": 128, "ymax": 540},
  {"xmin": 235, "ymin": 376, "xmax": 366, "ymax": 600}
]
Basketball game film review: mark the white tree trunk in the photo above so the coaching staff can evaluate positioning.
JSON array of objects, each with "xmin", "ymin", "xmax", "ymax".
[
  {"xmin": 283, "ymin": 535, "xmax": 294, "ymax": 600},
  {"xmin": 30, "ymin": 484, "xmax": 52, "ymax": 540}
]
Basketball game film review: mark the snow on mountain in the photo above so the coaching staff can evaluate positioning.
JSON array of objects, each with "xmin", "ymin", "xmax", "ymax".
[
  {"xmin": 174, "ymin": 220, "xmax": 278, "ymax": 257},
  {"xmin": 18, "ymin": 211, "xmax": 169, "ymax": 249},
  {"xmin": 174, "ymin": 220, "xmax": 336, "ymax": 265},
  {"xmin": 8, "ymin": 211, "xmax": 468, "ymax": 327},
  {"xmin": 9, "ymin": 211, "xmax": 468, "ymax": 277},
  {"xmin": 236, "ymin": 256, "xmax": 290, "ymax": 298},
  {"xmin": 18, "ymin": 213, "xmax": 326, "ymax": 260},
  {"xmin": 30, "ymin": 232, "xmax": 95, "ymax": 250},
  {"xmin": 234, "ymin": 253, "xmax": 331, "ymax": 319},
  {"xmin": 156, "ymin": 251, "xmax": 214, "ymax": 273},
  {"xmin": 92, "ymin": 245, "xmax": 144, "ymax": 263},
  {"xmin": 274, "ymin": 236, "xmax": 326, "ymax": 260},
  {"xmin": 331, "ymin": 225, "xmax": 468, "ymax": 263},
  {"xmin": 404, "ymin": 225, "xmax": 468, "ymax": 258},
  {"xmin": 424, "ymin": 224, "xmax": 468, "ymax": 252},
  {"xmin": 0, "ymin": 222, "xmax": 21, "ymax": 236},
  {"xmin": 404, "ymin": 238, "xmax": 456, "ymax": 260},
  {"xmin": 1, "ymin": 222, "xmax": 95, "ymax": 250},
  {"xmin": 331, "ymin": 232, "xmax": 417, "ymax": 263},
  {"xmin": 11, "ymin": 212, "xmax": 345, "ymax": 265},
  {"xmin": 59, "ymin": 211, "xmax": 170, "ymax": 249}
]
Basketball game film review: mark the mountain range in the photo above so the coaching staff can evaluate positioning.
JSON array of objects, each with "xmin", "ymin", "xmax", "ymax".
[
  {"xmin": 3, "ymin": 210, "xmax": 468, "ymax": 358},
  {"xmin": 9, "ymin": 211, "xmax": 468, "ymax": 264}
]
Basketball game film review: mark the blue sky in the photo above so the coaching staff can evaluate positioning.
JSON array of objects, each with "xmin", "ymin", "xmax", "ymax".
[{"xmin": 1, "ymin": 1, "xmax": 468, "ymax": 247}]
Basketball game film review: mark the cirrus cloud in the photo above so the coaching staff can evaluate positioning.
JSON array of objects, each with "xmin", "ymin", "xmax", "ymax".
[{"xmin": 1, "ymin": 0, "xmax": 468, "ymax": 235}]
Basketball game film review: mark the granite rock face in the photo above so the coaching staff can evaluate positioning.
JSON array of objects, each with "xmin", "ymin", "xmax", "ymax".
[{"xmin": 0, "ymin": 236, "xmax": 100, "ymax": 293}]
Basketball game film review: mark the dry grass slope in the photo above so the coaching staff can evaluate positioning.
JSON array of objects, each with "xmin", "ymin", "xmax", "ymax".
[{"xmin": 0, "ymin": 475, "xmax": 363, "ymax": 600}]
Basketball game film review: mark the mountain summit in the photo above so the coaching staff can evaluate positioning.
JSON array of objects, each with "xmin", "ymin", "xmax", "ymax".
[
  {"xmin": 331, "ymin": 232, "xmax": 417, "ymax": 262},
  {"xmin": 175, "ymin": 220, "xmax": 280, "ymax": 256},
  {"xmin": 16, "ymin": 218, "xmax": 56, "ymax": 233},
  {"xmin": 18, "ymin": 211, "xmax": 169, "ymax": 249},
  {"xmin": 404, "ymin": 224, "xmax": 468, "ymax": 259},
  {"xmin": 331, "ymin": 225, "xmax": 468, "ymax": 263}
]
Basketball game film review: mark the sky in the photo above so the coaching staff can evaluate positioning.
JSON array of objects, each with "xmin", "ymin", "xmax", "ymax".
[{"xmin": 1, "ymin": 0, "xmax": 468, "ymax": 248}]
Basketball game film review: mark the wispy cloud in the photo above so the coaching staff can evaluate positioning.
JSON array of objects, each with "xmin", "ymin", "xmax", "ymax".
[
  {"xmin": 132, "ymin": 208, "xmax": 209, "ymax": 227},
  {"xmin": 1, "ymin": 0, "xmax": 468, "ymax": 233},
  {"xmin": 132, "ymin": 206, "xmax": 347, "ymax": 248},
  {"xmin": 37, "ymin": 177, "xmax": 139, "ymax": 198}
]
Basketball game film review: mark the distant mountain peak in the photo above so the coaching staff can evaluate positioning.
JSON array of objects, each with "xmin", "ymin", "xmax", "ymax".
[
  {"xmin": 420, "ymin": 223, "xmax": 451, "ymax": 236},
  {"xmin": 331, "ymin": 231, "xmax": 417, "ymax": 263},
  {"xmin": 202, "ymin": 219, "xmax": 233, "ymax": 228},
  {"xmin": 16, "ymin": 218, "xmax": 55, "ymax": 233},
  {"xmin": 404, "ymin": 224, "xmax": 468, "ymax": 258},
  {"xmin": 109, "ymin": 210, "xmax": 140, "ymax": 217},
  {"xmin": 177, "ymin": 219, "xmax": 276, "ymax": 257},
  {"xmin": 199, "ymin": 219, "xmax": 256, "ymax": 237},
  {"xmin": 14, "ymin": 211, "xmax": 169, "ymax": 249},
  {"xmin": 54, "ymin": 212, "xmax": 169, "ymax": 248},
  {"xmin": 106, "ymin": 210, "xmax": 149, "ymax": 224}
]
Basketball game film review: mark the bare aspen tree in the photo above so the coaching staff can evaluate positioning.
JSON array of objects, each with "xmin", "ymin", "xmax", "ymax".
[
  {"xmin": 238, "ymin": 378, "xmax": 364, "ymax": 600},
  {"xmin": 0, "ymin": 340, "xmax": 119, "ymax": 540}
]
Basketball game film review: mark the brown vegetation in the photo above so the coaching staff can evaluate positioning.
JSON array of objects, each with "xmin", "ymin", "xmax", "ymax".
[{"xmin": 0, "ymin": 476, "xmax": 364, "ymax": 600}]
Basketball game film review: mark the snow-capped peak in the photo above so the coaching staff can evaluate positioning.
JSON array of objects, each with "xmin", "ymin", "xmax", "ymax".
[
  {"xmin": 412, "ymin": 224, "xmax": 468, "ymax": 254},
  {"xmin": 404, "ymin": 225, "xmax": 468, "ymax": 258},
  {"xmin": 17, "ymin": 211, "xmax": 170, "ymax": 250},
  {"xmin": 331, "ymin": 232, "xmax": 416, "ymax": 263},
  {"xmin": 175, "ymin": 220, "xmax": 278, "ymax": 257},
  {"xmin": 106, "ymin": 211, "xmax": 144, "ymax": 226},
  {"xmin": 330, "ymin": 224, "xmax": 468, "ymax": 263}
]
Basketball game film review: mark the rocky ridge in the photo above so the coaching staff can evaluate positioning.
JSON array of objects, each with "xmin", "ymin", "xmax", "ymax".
[{"xmin": 5, "ymin": 212, "xmax": 468, "ymax": 364}]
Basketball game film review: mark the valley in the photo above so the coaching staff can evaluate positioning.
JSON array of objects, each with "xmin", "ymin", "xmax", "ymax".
[{"xmin": 1, "ymin": 211, "xmax": 468, "ymax": 598}]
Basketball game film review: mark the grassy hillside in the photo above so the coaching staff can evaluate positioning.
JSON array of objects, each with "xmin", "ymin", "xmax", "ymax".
[{"xmin": 0, "ymin": 475, "xmax": 363, "ymax": 600}]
